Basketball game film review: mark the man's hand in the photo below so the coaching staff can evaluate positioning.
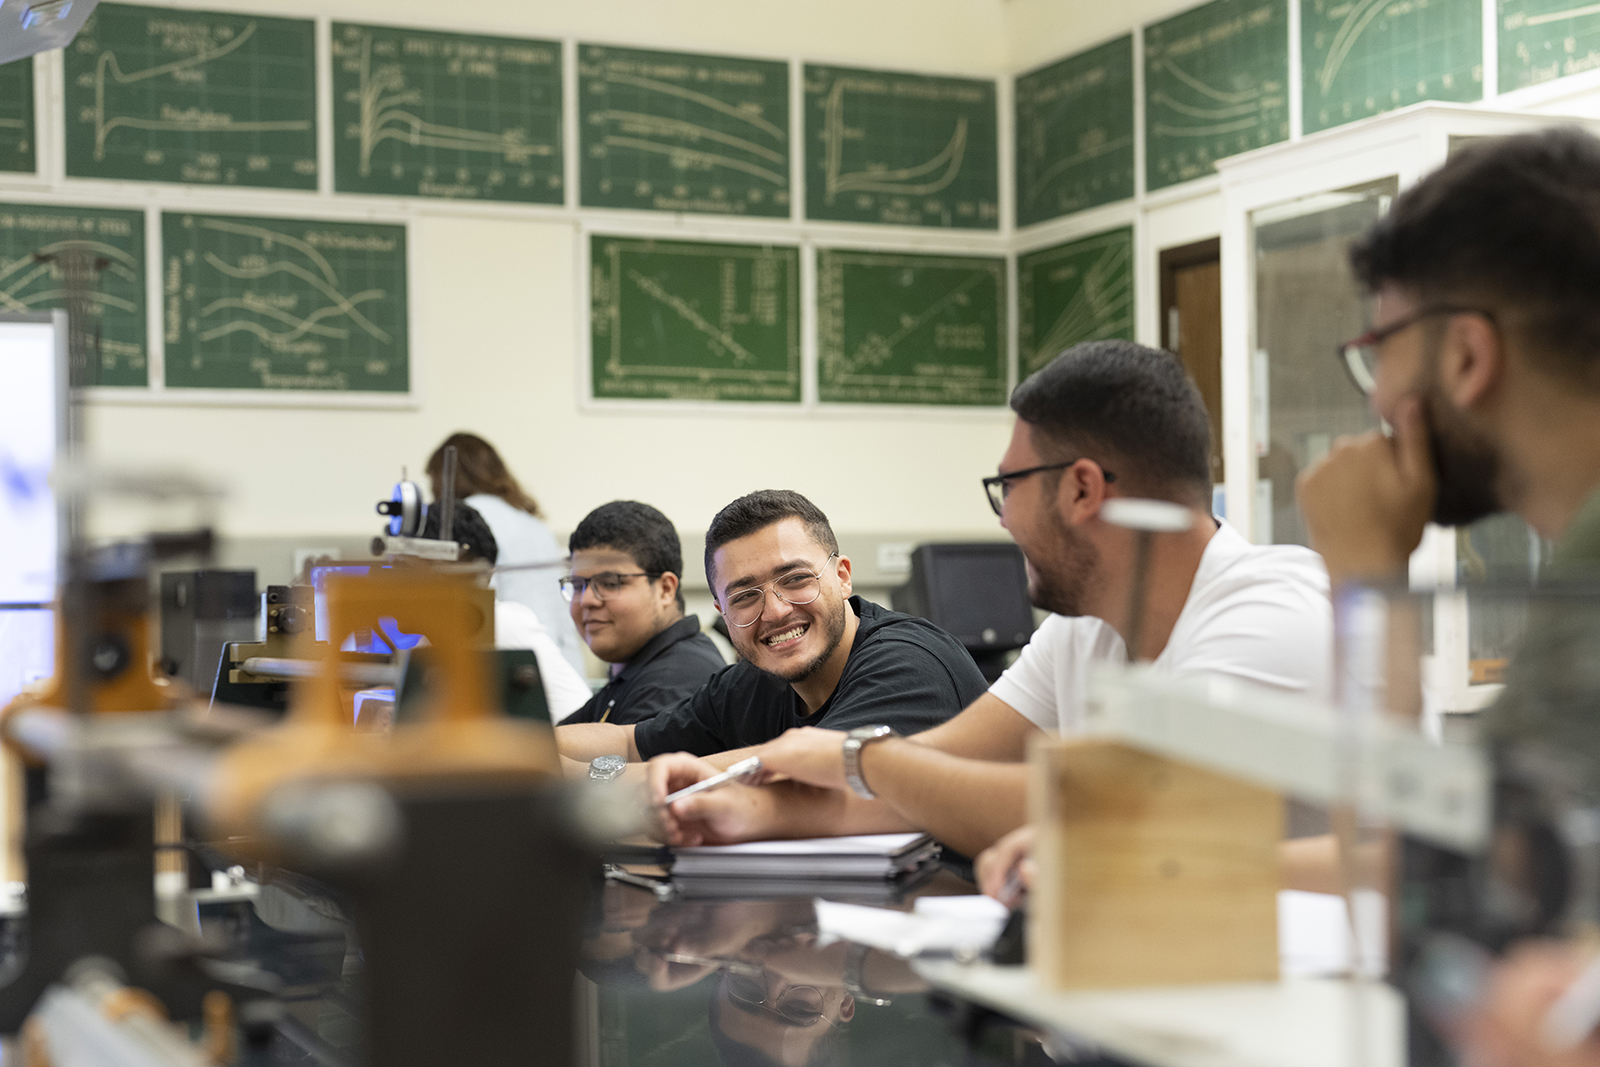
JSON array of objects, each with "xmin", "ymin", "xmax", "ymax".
[
  {"xmin": 1463, "ymin": 940, "xmax": 1600, "ymax": 1067},
  {"xmin": 975, "ymin": 825, "xmax": 1035, "ymax": 908},
  {"xmin": 1296, "ymin": 395, "xmax": 1436, "ymax": 586},
  {"xmin": 644, "ymin": 752, "xmax": 783, "ymax": 846},
  {"xmin": 753, "ymin": 726, "xmax": 850, "ymax": 791}
]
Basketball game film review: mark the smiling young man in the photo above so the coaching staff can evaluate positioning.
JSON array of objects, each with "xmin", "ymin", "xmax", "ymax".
[
  {"xmin": 560, "ymin": 501, "xmax": 725, "ymax": 727},
  {"xmin": 554, "ymin": 490, "xmax": 987, "ymax": 768},
  {"xmin": 648, "ymin": 342, "xmax": 1333, "ymax": 858}
]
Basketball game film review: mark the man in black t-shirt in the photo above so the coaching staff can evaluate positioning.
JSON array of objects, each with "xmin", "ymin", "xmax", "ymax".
[
  {"xmin": 559, "ymin": 501, "xmax": 725, "ymax": 727},
  {"xmin": 556, "ymin": 491, "xmax": 986, "ymax": 768}
]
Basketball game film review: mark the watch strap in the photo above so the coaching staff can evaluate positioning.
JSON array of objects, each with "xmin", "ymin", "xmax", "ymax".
[{"xmin": 842, "ymin": 725, "xmax": 892, "ymax": 799}]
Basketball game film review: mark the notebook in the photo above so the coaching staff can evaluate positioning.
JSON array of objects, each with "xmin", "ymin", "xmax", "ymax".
[{"xmin": 671, "ymin": 833, "xmax": 939, "ymax": 880}]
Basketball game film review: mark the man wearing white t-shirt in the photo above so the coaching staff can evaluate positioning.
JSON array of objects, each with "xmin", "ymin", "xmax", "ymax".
[{"xmin": 648, "ymin": 340, "xmax": 1332, "ymax": 859}]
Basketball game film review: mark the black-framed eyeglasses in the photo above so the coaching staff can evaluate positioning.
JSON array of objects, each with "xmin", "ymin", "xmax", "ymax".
[
  {"xmin": 982, "ymin": 460, "xmax": 1116, "ymax": 517},
  {"xmin": 1337, "ymin": 305, "xmax": 1496, "ymax": 396},
  {"xmin": 559, "ymin": 571, "xmax": 661, "ymax": 603},
  {"xmin": 719, "ymin": 552, "xmax": 838, "ymax": 628}
]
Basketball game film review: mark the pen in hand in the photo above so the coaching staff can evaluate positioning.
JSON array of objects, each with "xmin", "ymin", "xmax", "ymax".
[{"xmin": 661, "ymin": 755, "xmax": 765, "ymax": 807}]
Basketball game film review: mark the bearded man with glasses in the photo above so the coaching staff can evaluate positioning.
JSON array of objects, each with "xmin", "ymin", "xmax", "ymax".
[
  {"xmin": 556, "ymin": 490, "xmax": 987, "ymax": 770},
  {"xmin": 648, "ymin": 340, "xmax": 1334, "ymax": 866}
]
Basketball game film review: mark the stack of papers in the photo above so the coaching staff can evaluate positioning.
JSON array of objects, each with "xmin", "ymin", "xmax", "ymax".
[
  {"xmin": 671, "ymin": 832, "xmax": 939, "ymax": 881},
  {"xmin": 815, "ymin": 896, "xmax": 1011, "ymax": 958}
]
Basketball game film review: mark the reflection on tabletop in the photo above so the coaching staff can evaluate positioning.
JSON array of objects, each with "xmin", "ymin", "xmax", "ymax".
[{"xmin": 580, "ymin": 875, "xmax": 1054, "ymax": 1067}]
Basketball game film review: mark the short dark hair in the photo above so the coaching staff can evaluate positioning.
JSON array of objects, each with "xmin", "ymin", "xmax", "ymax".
[
  {"xmin": 704, "ymin": 490, "xmax": 839, "ymax": 590},
  {"xmin": 569, "ymin": 501, "xmax": 686, "ymax": 611},
  {"xmin": 1349, "ymin": 126, "xmax": 1600, "ymax": 386},
  {"xmin": 420, "ymin": 501, "xmax": 498, "ymax": 564},
  {"xmin": 1009, "ymin": 340, "xmax": 1212, "ymax": 505}
]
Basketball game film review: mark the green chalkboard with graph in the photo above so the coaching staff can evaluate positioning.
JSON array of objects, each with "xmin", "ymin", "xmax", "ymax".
[
  {"xmin": 590, "ymin": 235, "xmax": 800, "ymax": 403},
  {"xmin": 1014, "ymin": 37, "xmax": 1134, "ymax": 227},
  {"xmin": 0, "ymin": 58, "xmax": 34, "ymax": 174},
  {"xmin": 816, "ymin": 249, "xmax": 1007, "ymax": 406},
  {"xmin": 162, "ymin": 212, "xmax": 408, "ymax": 392},
  {"xmin": 64, "ymin": 3, "xmax": 317, "ymax": 187},
  {"xmin": 331, "ymin": 23, "xmax": 563, "ymax": 203},
  {"xmin": 1146, "ymin": 0, "xmax": 1289, "ymax": 191},
  {"xmin": 0, "ymin": 204, "xmax": 146, "ymax": 387},
  {"xmin": 803, "ymin": 64, "xmax": 999, "ymax": 229},
  {"xmin": 1301, "ymin": 0, "xmax": 1482, "ymax": 134},
  {"xmin": 579, "ymin": 44, "xmax": 791, "ymax": 217},
  {"xmin": 1500, "ymin": 0, "xmax": 1600, "ymax": 91},
  {"xmin": 1017, "ymin": 228, "xmax": 1134, "ymax": 376}
]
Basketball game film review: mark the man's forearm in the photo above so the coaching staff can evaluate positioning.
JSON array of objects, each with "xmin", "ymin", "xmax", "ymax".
[
  {"xmin": 555, "ymin": 722, "xmax": 638, "ymax": 762},
  {"xmin": 857, "ymin": 739, "xmax": 1026, "ymax": 857},
  {"xmin": 745, "ymin": 782, "xmax": 917, "ymax": 839}
]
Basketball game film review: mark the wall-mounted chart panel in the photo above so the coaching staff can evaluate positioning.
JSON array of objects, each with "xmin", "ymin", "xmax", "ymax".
[
  {"xmin": 816, "ymin": 249, "xmax": 1006, "ymax": 406},
  {"xmin": 1014, "ymin": 38, "xmax": 1134, "ymax": 228},
  {"xmin": 590, "ymin": 235, "xmax": 800, "ymax": 402},
  {"xmin": 1500, "ymin": 0, "xmax": 1600, "ymax": 91},
  {"xmin": 1017, "ymin": 227, "xmax": 1134, "ymax": 377},
  {"xmin": 0, "ymin": 204, "xmax": 146, "ymax": 387},
  {"xmin": 579, "ymin": 45, "xmax": 790, "ymax": 217},
  {"xmin": 1146, "ymin": 0, "xmax": 1289, "ymax": 191},
  {"xmin": 1302, "ymin": 0, "xmax": 1481, "ymax": 134},
  {"xmin": 162, "ymin": 212, "xmax": 408, "ymax": 392},
  {"xmin": 64, "ymin": 3, "xmax": 317, "ymax": 188},
  {"xmin": 0, "ymin": 59, "xmax": 34, "ymax": 174},
  {"xmin": 804, "ymin": 65, "xmax": 999, "ymax": 229},
  {"xmin": 332, "ymin": 24, "xmax": 563, "ymax": 203}
]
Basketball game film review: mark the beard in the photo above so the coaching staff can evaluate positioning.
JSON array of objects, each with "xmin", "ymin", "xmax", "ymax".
[
  {"xmin": 1424, "ymin": 384, "xmax": 1505, "ymax": 527},
  {"xmin": 757, "ymin": 595, "xmax": 850, "ymax": 684},
  {"xmin": 1024, "ymin": 508, "xmax": 1102, "ymax": 616}
]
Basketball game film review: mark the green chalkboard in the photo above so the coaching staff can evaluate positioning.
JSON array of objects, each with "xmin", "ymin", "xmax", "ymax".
[
  {"xmin": 0, "ymin": 59, "xmax": 34, "ymax": 174},
  {"xmin": 804, "ymin": 64, "xmax": 999, "ymax": 229},
  {"xmin": 0, "ymin": 204, "xmax": 146, "ymax": 387},
  {"xmin": 579, "ymin": 44, "xmax": 790, "ymax": 217},
  {"xmin": 1146, "ymin": 0, "xmax": 1289, "ymax": 191},
  {"xmin": 64, "ymin": 3, "xmax": 317, "ymax": 187},
  {"xmin": 817, "ymin": 249, "xmax": 1006, "ymax": 406},
  {"xmin": 1500, "ymin": 0, "xmax": 1600, "ymax": 90},
  {"xmin": 1017, "ymin": 228, "xmax": 1134, "ymax": 376},
  {"xmin": 590, "ymin": 235, "xmax": 800, "ymax": 403},
  {"xmin": 1302, "ymin": 0, "xmax": 1482, "ymax": 134},
  {"xmin": 162, "ymin": 212, "xmax": 408, "ymax": 392},
  {"xmin": 1014, "ymin": 38, "xmax": 1134, "ymax": 227},
  {"xmin": 332, "ymin": 24, "xmax": 563, "ymax": 203}
]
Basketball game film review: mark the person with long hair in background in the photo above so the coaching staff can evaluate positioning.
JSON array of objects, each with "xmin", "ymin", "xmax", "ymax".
[{"xmin": 427, "ymin": 432, "xmax": 585, "ymax": 672}]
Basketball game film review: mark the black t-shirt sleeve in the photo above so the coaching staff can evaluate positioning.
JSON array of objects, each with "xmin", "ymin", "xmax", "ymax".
[
  {"xmin": 816, "ymin": 635, "xmax": 976, "ymax": 736},
  {"xmin": 631, "ymin": 664, "xmax": 741, "ymax": 760}
]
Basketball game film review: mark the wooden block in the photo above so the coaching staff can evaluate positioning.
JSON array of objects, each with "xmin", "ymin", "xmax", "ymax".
[{"xmin": 1029, "ymin": 737, "xmax": 1282, "ymax": 990}]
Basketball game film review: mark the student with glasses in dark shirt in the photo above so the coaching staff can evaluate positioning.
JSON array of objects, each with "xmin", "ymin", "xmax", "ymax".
[
  {"xmin": 560, "ymin": 502, "xmax": 726, "ymax": 732},
  {"xmin": 556, "ymin": 490, "xmax": 988, "ymax": 771}
]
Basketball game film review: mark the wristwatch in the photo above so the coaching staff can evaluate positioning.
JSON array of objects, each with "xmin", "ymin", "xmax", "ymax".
[
  {"xmin": 589, "ymin": 755, "xmax": 628, "ymax": 782},
  {"xmin": 841, "ymin": 725, "xmax": 893, "ymax": 799}
]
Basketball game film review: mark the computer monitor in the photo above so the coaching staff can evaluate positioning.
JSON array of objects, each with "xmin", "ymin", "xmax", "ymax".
[{"xmin": 891, "ymin": 543, "xmax": 1035, "ymax": 681}]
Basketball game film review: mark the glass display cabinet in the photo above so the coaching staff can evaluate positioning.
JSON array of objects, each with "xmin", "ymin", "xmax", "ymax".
[{"xmin": 1215, "ymin": 104, "xmax": 1587, "ymax": 723}]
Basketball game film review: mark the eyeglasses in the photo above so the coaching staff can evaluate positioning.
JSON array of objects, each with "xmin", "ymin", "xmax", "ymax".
[
  {"xmin": 719, "ymin": 552, "xmax": 838, "ymax": 628},
  {"xmin": 982, "ymin": 460, "xmax": 1116, "ymax": 517},
  {"xmin": 559, "ymin": 571, "xmax": 660, "ymax": 603},
  {"xmin": 724, "ymin": 970, "xmax": 826, "ymax": 1027},
  {"xmin": 1337, "ymin": 305, "xmax": 1496, "ymax": 395}
]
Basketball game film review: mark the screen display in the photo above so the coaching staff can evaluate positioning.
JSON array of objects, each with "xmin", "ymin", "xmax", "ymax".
[{"xmin": 0, "ymin": 320, "xmax": 59, "ymax": 605}]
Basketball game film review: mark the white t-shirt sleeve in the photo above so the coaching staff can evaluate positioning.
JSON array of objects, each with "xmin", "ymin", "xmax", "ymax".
[
  {"xmin": 494, "ymin": 601, "xmax": 594, "ymax": 724},
  {"xmin": 987, "ymin": 614, "xmax": 1123, "ymax": 735},
  {"xmin": 1161, "ymin": 569, "xmax": 1333, "ymax": 700}
]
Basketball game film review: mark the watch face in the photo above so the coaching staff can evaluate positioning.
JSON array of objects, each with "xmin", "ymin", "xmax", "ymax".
[{"xmin": 590, "ymin": 755, "xmax": 627, "ymax": 779}]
